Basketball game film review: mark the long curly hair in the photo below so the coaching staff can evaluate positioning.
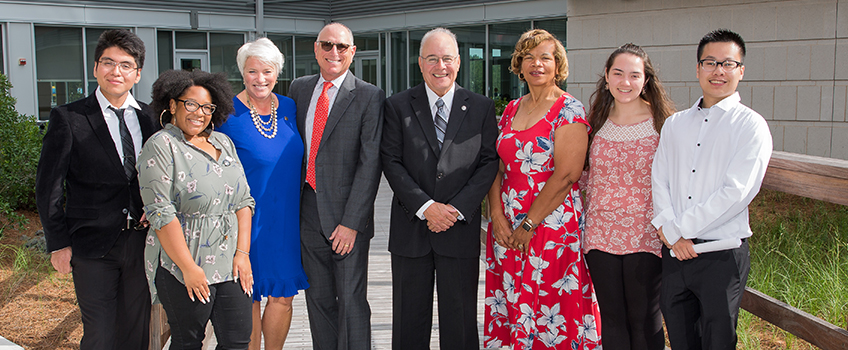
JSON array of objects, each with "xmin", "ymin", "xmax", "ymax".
[
  {"xmin": 151, "ymin": 70, "xmax": 234, "ymax": 129},
  {"xmin": 586, "ymin": 43, "xmax": 675, "ymax": 167}
]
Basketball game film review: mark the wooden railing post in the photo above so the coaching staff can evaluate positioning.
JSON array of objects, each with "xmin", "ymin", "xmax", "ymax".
[
  {"xmin": 149, "ymin": 304, "xmax": 170, "ymax": 350},
  {"xmin": 740, "ymin": 151, "xmax": 848, "ymax": 349}
]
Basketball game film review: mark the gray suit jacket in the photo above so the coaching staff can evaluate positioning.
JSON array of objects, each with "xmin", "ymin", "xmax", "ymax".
[{"xmin": 291, "ymin": 72, "xmax": 385, "ymax": 239}]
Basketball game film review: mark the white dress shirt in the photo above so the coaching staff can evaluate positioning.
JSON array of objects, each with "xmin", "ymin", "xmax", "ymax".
[
  {"xmin": 304, "ymin": 70, "xmax": 349, "ymax": 172},
  {"xmin": 651, "ymin": 92, "xmax": 772, "ymax": 246},
  {"xmin": 95, "ymin": 87, "xmax": 143, "ymax": 166},
  {"xmin": 415, "ymin": 83, "xmax": 464, "ymax": 221}
]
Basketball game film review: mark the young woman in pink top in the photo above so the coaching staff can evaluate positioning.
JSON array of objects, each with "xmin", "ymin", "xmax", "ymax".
[{"xmin": 582, "ymin": 43, "xmax": 676, "ymax": 350}]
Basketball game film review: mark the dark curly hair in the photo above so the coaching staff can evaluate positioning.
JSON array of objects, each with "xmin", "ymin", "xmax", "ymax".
[
  {"xmin": 151, "ymin": 70, "xmax": 234, "ymax": 130},
  {"xmin": 94, "ymin": 29, "xmax": 146, "ymax": 69}
]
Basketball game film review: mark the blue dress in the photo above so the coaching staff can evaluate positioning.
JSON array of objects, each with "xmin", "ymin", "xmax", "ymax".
[{"xmin": 218, "ymin": 92, "xmax": 309, "ymax": 301}]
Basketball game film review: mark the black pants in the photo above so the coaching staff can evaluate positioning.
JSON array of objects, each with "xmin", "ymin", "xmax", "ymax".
[
  {"xmin": 660, "ymin": 241, "xmax": 750, "ymax": 350},
  {"xmin": 71, "ymin": 229, "xmax": 150, "ymax": 350},
  {"xmin": 585, "ymin": 250, "xmax": 664, "ymax": 350},
  {"xmin": 156, "ymin": 265, "xmax": 252, "ymax": 350},
  {"xmin": 391, "ymin": 251, "xmax": 480, "ymax": 350}
]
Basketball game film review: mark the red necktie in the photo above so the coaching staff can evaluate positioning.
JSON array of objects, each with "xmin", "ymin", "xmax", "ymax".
[{"xmin": 307, "ymin": 81, "xmax": 333, "ymax": 190}]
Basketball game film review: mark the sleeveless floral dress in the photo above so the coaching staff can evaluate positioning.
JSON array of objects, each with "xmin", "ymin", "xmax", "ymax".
[{"xmin": 484, "ymin": 93, "xmax": 602, "ymax": 349}]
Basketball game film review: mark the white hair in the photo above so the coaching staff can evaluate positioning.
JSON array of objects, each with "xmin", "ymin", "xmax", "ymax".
[
  {"xmin": 419, "ymin": 27, "xmax": 458, "ymax": 57},
  {"xmin": 236, "ymin": 37, "xmax": 284, "ymax": 77},
  {"xmin": 318, "ymin": 22, "xmax": 354, "ymax": 45}
]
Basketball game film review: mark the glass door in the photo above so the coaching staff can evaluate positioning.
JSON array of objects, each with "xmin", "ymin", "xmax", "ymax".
[
  {"xmin": 352, "ymin": 51, "xmax": 380, "ymax": 89},
  {"xmin": 174, "ymin": 52, "xmax": 208, "ymax": 72}
]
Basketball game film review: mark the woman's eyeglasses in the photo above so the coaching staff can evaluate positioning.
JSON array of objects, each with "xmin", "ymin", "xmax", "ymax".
[{"xmin": 176, "ymin": 99, "xmax": 216, "ymax": 115}]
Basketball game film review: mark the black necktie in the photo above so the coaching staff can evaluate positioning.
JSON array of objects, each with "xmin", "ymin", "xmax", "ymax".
[
  {"xmin": 434, "ymin": 98, "xmax": 448, "ymax": 149},
  {"xmin": 109, "ymin": 106, "xmax": 136, "ymax": 180}
]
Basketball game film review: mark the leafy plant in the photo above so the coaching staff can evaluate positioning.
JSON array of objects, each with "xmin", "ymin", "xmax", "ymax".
[{"xmin": 0, "ymin": 73, "xmax": 42, "ymax": 213}]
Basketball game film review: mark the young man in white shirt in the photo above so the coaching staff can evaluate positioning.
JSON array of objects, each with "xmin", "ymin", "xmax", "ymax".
[{"xmin": 651, "ymin": 29, "xmax": 773, "ymax": 350}]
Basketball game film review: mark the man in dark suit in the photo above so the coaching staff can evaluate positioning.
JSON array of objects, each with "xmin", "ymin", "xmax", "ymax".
[
  {"xmin": 289, "ymin": 22, "xmax": 384, "ymax": 350},
  {"xmin": 36, "ymin": 29, "xmax": 157, "ymax": 350},
  {"xmin": 381, "ymin": 28, "xmax": 499, "ymax": 350}
]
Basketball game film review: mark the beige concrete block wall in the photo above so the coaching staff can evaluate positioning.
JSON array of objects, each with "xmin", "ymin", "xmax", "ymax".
[{"xmin": 565, "ymin": 0, "xmax": 848, "ymax": 160}]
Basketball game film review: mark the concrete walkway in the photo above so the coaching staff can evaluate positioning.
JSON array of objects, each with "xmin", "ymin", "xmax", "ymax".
[{"xmin": 206, "ymin": 176, "xmax": 490, "ymax": 349}]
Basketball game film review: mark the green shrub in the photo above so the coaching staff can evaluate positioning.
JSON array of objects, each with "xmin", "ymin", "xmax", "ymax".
[{"xmin": 0, "ymin": 73, "xmax": 42, "ymax": 212}]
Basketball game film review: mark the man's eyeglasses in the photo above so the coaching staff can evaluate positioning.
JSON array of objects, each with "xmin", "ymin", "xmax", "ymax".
[
  {"xmin": 699, "ymin": 59, "xmax": 743, "ymax": 72},
  {"xmin": 176, "ymin": 99, "xmax": 217, "ymax": 115},
  {"xmin": 97, "ymin": 58, "xmax": 139, "ymax": 75},
  {"xmin": 317, "ymin": 40, "xmax": 351, "ymax": 53},
  {"xmin": 421, "ymin": 55, "xmax": 458, "ymax": 66}
]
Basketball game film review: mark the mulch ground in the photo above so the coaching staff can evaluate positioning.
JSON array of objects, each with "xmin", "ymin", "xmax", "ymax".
[{"xmin": 0, "ymin": 210, "xmax": 81, "ymax": 350}]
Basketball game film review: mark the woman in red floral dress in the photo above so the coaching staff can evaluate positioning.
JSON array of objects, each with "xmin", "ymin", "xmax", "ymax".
[{"xmin": 484, "ymin": 29, "xmax": 601, "ymax": 350}]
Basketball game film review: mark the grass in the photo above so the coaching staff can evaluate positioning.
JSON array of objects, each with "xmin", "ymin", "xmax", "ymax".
[
  {"xmin": 737, "ymin": 189, "xmax": 848, "ymax": 349},
  {"xmin": 0, "ymin": 243, "xmax": 52, "ymax": 299}
]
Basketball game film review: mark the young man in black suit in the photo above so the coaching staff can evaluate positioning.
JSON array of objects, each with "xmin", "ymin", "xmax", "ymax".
[
  {"xmin": 381, "ymin": 27, "xmax": 499, "ymax": 350},
  {"xmin": 36, "ymin": 29, "xmax": 157, "ymax": 350}
]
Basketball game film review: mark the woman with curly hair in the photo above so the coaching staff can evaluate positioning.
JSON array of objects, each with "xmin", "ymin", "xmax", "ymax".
[
  {"xmin": 581, "ymin": 43, "xmax": 676, "ymax": 350},
  {"xmin": 138, "ymin": 69, "xmax": 255, "ymax": 349},
  {"xmin": 483, "ymin": 29, "xmax": 602, "ymax": 349}
]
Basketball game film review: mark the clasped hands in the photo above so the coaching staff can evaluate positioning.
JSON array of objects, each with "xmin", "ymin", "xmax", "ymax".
[
  {"xmin": 490, "ymin": 216, "xmax": 532, "ymax": 254},
  {"xmin": 424, "ymin": 202, "xmax": 460, "ymax": 233}
]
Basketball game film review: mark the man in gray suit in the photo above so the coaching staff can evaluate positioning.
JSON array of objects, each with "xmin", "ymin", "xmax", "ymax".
[
  {"xmin": 381, "ymin": 28, "xmax": 498, "ymax": 350},
  {"xmin": 290, "ymin": 22, "xmax": 384, "ymax": 350}
]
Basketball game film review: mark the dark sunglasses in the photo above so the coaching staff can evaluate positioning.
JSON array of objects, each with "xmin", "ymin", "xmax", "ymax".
[{"xmin": 317, "ymin": 40, "xmax": 351, "ymax": 53}]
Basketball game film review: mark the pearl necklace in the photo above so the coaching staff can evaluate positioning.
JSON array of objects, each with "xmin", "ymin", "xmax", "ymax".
[{"xmin": 248, "ymin": 98, "xmax": 277, "ymax": 139}]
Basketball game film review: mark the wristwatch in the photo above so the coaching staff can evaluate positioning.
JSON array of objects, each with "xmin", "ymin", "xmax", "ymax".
[{"xmin": 520, "ymin": 217, "xmax": 536, "ymax": 232}]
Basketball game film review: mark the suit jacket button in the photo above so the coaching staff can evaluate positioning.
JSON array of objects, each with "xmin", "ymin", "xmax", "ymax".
[{"xmin": 122, "ymin": 208, "xmax": 128, "ymax": 214}]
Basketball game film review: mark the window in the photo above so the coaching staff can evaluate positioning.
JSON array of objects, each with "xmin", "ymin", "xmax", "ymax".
[
  {"xmin": 0, "ymin": 24, "xmax": 5, "ymax": 75},
  {"xmin": 210, "ymin": 33, "xmax": 245, "ymax": 93},
  {"xmin": 533, "ymin": 18, "xmax": 567, "ymax": 49},
  {"xmin": 534, "ymin": 18, "xmax": 567, "ymax": 90},
  {"xmin": 85, "ymin": 28, "xmax": 120, "ymax": 96},
  {"xmin": 175, "ymin": 31, "xmax": 207, "ymax": 50},
  {"xmin": 451, "ymin": 25, "xmax": 486, "ymax": 96},
  {"xmin": 266, "ymin": 34, "xmax": 294, "ymax": 95},
  {"xmin": 294, "ymin": 35, "xmax": 319, "ymax": 78},
  {"xmin": 408, "ymin": 30, "xmax": 426, "ymax": 89},
  {"xmin": 489, "ymin": 21, "xmax": 531, "ymax": 103},
  {"xmin": 35, "ymin": 26, "xmax": 85, "ymax": 120},
  {"xmin": 158, "ymin": 30, "xmax": 173, "ymax": 75},
  {"xmin": 389, "ymin": 31, "xmax": 407, "ymax": 95}
]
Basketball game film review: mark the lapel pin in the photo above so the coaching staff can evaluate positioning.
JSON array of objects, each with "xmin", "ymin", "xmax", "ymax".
[{"xmin": 461, "ymin": 105, "xmax": 467, "ymax": 111}]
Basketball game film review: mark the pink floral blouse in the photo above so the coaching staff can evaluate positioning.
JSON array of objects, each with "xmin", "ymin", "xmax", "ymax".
[{"xmin": 581, "ymin": 117, "xmax": 662, "ymax": 257}]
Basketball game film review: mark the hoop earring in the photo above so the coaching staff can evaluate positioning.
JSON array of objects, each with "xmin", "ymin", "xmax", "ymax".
[
  {"xmin": 159, "ymin": 110, "xmax": 167, "ymax": 128},
  {"xmin": 519, "ymin": 73, "xmax": 525, "ymax": 81}
]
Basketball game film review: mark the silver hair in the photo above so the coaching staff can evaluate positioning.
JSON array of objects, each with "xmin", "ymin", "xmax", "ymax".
[
  {"xmin": 236, "ymin": 37, "xmax": 284, "ymax": 77},
  {"xmin": 318, "ymin": 22, "xmax": 354, "ymax": 45},
  {"xmin": 419, "ymin": 27, "xmax": 458, "ymax": 57}
]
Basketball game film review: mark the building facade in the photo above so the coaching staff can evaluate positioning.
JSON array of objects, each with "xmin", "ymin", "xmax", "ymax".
[{"xmin": 1, "ymin": 0, "xmax": 846, "ymax": 159}]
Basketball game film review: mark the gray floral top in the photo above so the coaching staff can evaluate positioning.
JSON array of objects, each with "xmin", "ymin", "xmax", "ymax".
[{"xmin": 138, "ymin": 124, "xmax": 255, "ymax": 304}]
